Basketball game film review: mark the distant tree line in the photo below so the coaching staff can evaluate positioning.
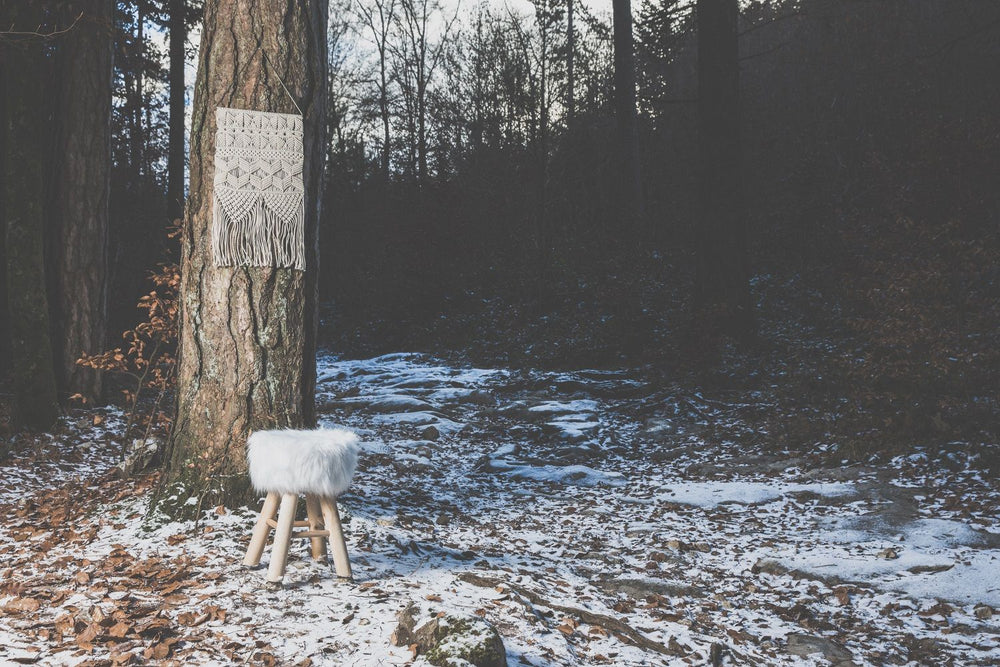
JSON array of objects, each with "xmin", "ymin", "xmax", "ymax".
[{"xmin": 322, "ymin": 0, "xmax": 1000, "ymax": 346}]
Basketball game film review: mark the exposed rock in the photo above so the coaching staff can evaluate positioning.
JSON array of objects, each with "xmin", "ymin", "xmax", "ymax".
[
  {"xmin": 366, "ymin": 396, "xmax": 436, "ymax": 413},
  {"xmin": 786, "ymin": 633, "xmax": 855, "ymax": 666},
  {"xmin": 392, "ymin": 603, "xmax": 420, "ymax": 647},
  {"xmin": 709, "ymin": 642, "xmax": 726, "ymax": 667},
  {"xmin": 393, "ymin": 604, "xmax": 506, "ymax": 667},
  {"xmin": 424, "ymin": 616, "xmax": 506, "ymax": 667},
  {"xmin": 751, "ymin": 559, "xmax": 790, "ymax": 576},
  {"xmin": 640, "ymin": 417, "xmax": 676, "ymax": 442},
  {"xmin": 421, "ymin": 425, "xmax": 440, "ymax": 440}
]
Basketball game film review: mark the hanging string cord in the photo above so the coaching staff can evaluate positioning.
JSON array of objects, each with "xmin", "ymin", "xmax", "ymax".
[{"xmin": 261, "ymin": 50, "xmax": 303, "ymax": 116}]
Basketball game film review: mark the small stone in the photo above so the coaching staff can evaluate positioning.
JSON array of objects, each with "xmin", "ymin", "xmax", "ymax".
[
  {"xmin": 709, "ymin": 642, "xmax": 726, "ymax": 666},
  {"xmin": 786, "ymin": 633, "xmax": 854, "ymax": 665},
  {"xmin": 391, "ymin": 603, "xmax": 419, "ymax": 647},
  {"xmin": 751, "ymin": 559, "xmax": 788, "ymax": 576},
  {"xmin": 421, "ymin": 425, "xmax": 440, "ymax": 440}
]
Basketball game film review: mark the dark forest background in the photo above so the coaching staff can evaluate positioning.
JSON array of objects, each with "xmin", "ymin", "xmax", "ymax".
[{"xmin": 2, "ymin": 0, "xmax": 999, "ymax": 465}]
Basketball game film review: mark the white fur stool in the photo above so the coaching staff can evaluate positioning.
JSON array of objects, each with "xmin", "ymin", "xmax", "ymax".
[{"xmin": 242, "ymin": 428, "xmax": 359, "ymax": 584}]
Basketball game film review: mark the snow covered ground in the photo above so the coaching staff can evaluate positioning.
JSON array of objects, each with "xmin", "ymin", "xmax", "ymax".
[{"xmin": 1, "ymin": 352, "xmax": 999, "ymax": 665}]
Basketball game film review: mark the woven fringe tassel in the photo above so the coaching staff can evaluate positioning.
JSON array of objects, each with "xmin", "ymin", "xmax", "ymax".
[{"xmin": 213, "ymin": 194, "xmax": 305, "ymax": 270}]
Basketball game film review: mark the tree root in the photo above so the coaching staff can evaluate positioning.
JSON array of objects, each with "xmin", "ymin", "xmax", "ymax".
[{"xmin": 456, "ymin": 572, "xmax": 682, "ymax": 656}]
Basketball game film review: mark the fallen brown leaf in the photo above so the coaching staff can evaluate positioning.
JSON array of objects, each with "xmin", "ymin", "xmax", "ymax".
[
  {"xmin": 3, "ymin": 597, "xmax": 41, "ymax": 614},
  {"xmin": 75, "ymin": 621, "xmax": 102, "ymax": 646},
  {"xmin": 108, "ymin": 621, "xmax": 131, "ymax": 638}
]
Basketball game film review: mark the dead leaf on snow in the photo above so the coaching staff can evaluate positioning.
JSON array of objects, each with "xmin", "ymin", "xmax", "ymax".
[
  {"xmin": 108, "ymin": 621, "xmax": 131, "ymax": 638},
  {"xmin": 3, "ymin": 597, "xmax": 41, "ymax": 614},
  {"xmin": 178, "ymin": 611, "xmax": 210, "ymax": 627},
  {"xmin": 144, "ymin": 637, "xmax": 179, "ymax": 660},
  {"xmin": 75, "ymin": 621, "xmax": 102, "ymax": 646}
]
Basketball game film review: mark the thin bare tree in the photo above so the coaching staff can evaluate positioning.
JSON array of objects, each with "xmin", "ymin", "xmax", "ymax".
[
  {"xmin": 391, "ymin": 0, "xmax": 458, "ymax": 182},
  {"xmin": 356, "ymin": 0, "xmax": 397, "ymax": 176}
]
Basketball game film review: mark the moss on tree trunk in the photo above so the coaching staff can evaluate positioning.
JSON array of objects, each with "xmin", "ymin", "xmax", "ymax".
[{"xmin": 153, "ymin": 0, "xmax": 327, "ymax": 520}]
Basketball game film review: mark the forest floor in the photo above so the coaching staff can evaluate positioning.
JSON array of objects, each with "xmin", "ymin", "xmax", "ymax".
[{"xmin": 1, "ymin": 351, "xmax": 999, "ymax": 666}]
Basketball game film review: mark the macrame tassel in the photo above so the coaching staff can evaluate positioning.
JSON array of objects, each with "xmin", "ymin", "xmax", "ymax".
[
  {"xmin": 213, "ymin": 193, "xmax": 305, "ymax": 269},
  {"xmin": 211, "ymin": 107, "xmax": 305, "ymax": 270}
]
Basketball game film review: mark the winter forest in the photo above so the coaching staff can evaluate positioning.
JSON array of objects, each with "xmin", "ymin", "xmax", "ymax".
[{"xmin": 2, "ymin": 0, "xmax": 1000, "ymax": 664}]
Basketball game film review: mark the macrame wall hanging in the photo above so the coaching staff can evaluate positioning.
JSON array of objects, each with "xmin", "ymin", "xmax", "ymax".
[{"xmin": 212, "ymin": 106, "xmax": 305, "ymax": 270}]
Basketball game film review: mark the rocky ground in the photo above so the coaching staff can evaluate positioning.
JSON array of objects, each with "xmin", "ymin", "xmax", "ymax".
[{"xmin": 1, "ymin": 351, "xmax": 999, "ymax": 665}]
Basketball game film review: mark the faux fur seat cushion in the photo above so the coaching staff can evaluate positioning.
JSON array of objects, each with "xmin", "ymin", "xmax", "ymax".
[{"xmin": 247, "ymin": 428, "xmax": 359, "ymax": 497}]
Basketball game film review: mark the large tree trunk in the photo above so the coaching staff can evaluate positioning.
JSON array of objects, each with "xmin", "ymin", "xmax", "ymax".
[
  {"xmin": 51, "ymin": 1, "xmax": 113, "ymax": 403},
  {"xmin": 695, "ymin": 0, "xmax": 754, "ymax": 338},
  {"xmin": 167, "ymin": 0, "xmax": 187, "ymax": 223},
  {"xmin": 2, "ymin": 14, "xmax": 60, "ymax": 430},
  {"xmin": 612, "ymin": 0, "xmax": 643, "ymax": 232},
  {"xmin": 157, "ymin": 0, "xmax": 327, "ymax": 519}
]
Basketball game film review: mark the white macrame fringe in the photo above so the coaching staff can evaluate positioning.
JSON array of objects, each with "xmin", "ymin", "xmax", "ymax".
[{"xmin": 213, "ymin": 193, "xmax": 305, "ymax": 270}]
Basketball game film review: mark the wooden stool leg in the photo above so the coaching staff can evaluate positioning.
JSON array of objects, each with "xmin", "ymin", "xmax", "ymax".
[
  {"xmin": 266, "ymin": 493, "xmax": 298, "ymax": 584},
  {"xmin": 319, "ymin": 497, "xmax": 352, "ymax": 580},
  {"xmin": 243, "ymin": 492, "xmax": 280, "ymax": 567},
  {"xmin": 305, "ymin": 494, "xmax": 327, "ymax": 560}
]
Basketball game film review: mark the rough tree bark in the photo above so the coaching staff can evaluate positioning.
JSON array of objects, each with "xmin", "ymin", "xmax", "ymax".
[
  {"xmin": 167, "ymin": 0, "xmax": 187, "ymax": 222},
  {"xmin": 156, "ymin": 0, "xmax": 327, "ymax": 519},
  {"xmin": 613, "ymin": 0, "xmax": 643, "ymax": 232},
  {"xmin": 52, "ymin": 0, "xmax": 113, "ymax": 403},
  {"xmin": 2, "ymin": 13, "xmax": 60, "ymax": 430},
  {"xmin": 695, "ymin": 0, "xmax": 754, "ymax": 338}
]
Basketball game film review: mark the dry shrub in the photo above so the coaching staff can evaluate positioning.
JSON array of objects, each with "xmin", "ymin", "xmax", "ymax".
[{"xmin": 76, "ymin": 263, "xmax": 179, "ymax": 458}]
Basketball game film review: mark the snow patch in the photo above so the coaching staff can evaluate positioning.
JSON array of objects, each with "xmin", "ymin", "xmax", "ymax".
[{"xmin": 659, "ymin": 481, "xmax": 856, "ymax": 508}]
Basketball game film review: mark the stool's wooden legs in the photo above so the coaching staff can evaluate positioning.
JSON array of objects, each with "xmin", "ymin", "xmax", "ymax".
[
  {"xmin": 305, "ymin": 495, "xmax": 327, "ymax": 560},
  {"xmin": 320, "ymin": 497, "xmax": 353, "ymax": 580},
  {"xmin": 246, "ymin": 493, "xmax": 352, "ymax": 584},
  {"xmin": 266, "ymin": 493, "xmax": 298, "ymax": 584},
  {"xmin": 243, "ymin": 492, "xmax": 280, "ymax": 567}
]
